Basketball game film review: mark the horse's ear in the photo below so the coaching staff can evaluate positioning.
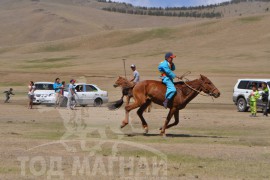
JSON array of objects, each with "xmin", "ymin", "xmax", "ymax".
[
  {"xmin": 200, "ymin": 74, "xmax": 203, "ymax": 78},
  {"xmin": 200, "ymin": 74, "xmax": 206, "ymax": 80}
]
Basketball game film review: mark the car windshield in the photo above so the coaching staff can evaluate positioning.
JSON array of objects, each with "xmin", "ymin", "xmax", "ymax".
[{"xmin": 35, "ymin": 84, "xmax": 54, "ymax": 90}]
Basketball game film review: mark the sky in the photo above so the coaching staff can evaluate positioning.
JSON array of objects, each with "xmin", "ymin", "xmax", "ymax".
[{"xmin": 109, "ymin": 0, "xmax": 231, "ymax": 7}]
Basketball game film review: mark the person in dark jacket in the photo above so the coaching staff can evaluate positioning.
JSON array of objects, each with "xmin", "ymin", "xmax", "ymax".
[
  {"xmin": 3, "ymin": 88, "xmax": 15, "ymax": 103},
  {"xmin": 261, "ymin": 82, "xmax": 269, "ymax": 117}
]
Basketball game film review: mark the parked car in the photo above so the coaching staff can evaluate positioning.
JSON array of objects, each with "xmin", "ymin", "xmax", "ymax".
[
  {"xmin": 33, "ymin": 82, "xmax": 54, "ymax": 104},
  {"xmin": 41, "ymin": 83, "xmax": 108, "ymax": 107},
  {"xmin": 233, "ymin": 79, "xmax": 270, "ymax": 112}
]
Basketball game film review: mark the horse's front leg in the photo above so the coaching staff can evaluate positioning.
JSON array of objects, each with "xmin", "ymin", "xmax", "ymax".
[
  {"xmin": 160, "ymin": 108, "xmax": 176, "ymax": 137},
  {"xmin": 121, "ymin": 96, "xmax": 130, "ymax": 128},
  {"xmin": 166, "ymin": 110, "xmax": 179, "ymax": 129}
]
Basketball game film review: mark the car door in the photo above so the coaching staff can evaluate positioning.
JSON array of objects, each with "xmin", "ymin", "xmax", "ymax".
[
  {"xmin": 74, "ymin": 85, "xmax": 86, "ymax": 104},
  {"xmin": 244, "ymin": 81, "xmax": 257, "ymax": 104},
  {"xmin": 244, "ymin": 81, "xmax": 254, "ymax": 104},
  {"xmin": 256, "ymin": 81, "xmax": 264, "ymax": 107},
  {"xmin": 84, "ymin": 85, "xmax": 98, "ymax": 105},
  {"xmin": 236, "ymin": 80, "xmax": 250, "ymax": 100},
  {"xmin": 245, "ymin": 81, "xmax": 262, "ymax": 105},
  {"xmin": 268, "ymin": 82, "xmax": 270, "ymax": 103}
]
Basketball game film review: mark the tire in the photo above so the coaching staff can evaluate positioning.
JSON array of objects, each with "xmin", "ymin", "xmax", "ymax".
[
  {"xmin": 60, "ymin": 97, "xmax": 68, "ymax": 107},
  {"xmin": 237, "ymin": 97, "xmax": 248, "ymax": 112},
  {"xmin": 94, "ymin": 98, "xmax": 103, "ymax": 107}
]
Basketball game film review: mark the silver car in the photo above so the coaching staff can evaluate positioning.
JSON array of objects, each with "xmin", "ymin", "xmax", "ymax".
[{"xmin": 41, "ymin": 83, "xmax": 108, "ymax": 107}]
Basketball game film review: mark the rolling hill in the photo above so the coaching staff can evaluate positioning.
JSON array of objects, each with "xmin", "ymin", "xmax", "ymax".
[{"xmin": 0, "ymin": 0, "xmax": 269, "ymax": 105}]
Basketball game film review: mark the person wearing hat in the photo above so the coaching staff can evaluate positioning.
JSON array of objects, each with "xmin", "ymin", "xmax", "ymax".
[
  {"xmin": 67, "ymin": 79, "xmax": 76, "ymax": 110},
  {"xmin": 130, "ymin": 64, "xmax": 140, "ymax": 84},
  {"xmin": 158, "ymin": 52, "xmax": 180, "ymax": 108}
]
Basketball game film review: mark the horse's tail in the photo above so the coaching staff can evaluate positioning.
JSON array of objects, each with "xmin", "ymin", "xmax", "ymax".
[
  {"xmin": 107, "ymin": 96, "xmax": 124, "ymax": 110},
  {"xmin": 108, "ymin": 87, "xmax": 132, "ymax": 110}
]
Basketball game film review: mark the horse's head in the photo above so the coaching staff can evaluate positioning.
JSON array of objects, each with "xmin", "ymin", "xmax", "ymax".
[
  {"xmin": 199, "ymin": 75, "xmax": 221, "ymax": 98},
  {"xmin": 113, "ymin": 76, "xmax": 126, "ymax": 88}
]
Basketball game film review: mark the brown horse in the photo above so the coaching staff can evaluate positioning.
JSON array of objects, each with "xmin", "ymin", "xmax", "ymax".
[
  {"xmin": 109, "ymin": 76, "xmax": 152, "ymax": 112},
  {"xmin": 111, "ymin": 74, "xmax": 220, "ymax": 136}
]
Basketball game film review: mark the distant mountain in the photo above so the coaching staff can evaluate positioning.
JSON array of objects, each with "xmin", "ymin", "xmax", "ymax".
[
  {"xmin": 96, "ymin": 0, "xmax": 270, "ymax": 18},
  {"xmin": 0, "ymin": 0, "xmax": 269, "ymax": 46}
]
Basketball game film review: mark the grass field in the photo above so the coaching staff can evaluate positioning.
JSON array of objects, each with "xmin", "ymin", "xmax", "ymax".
[{"xmin": 1, "ymin": 0, "xmax": 270, "ymax": 179}]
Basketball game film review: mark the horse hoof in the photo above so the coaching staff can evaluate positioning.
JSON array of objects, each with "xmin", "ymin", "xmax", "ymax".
[
  {"xmin": 160, "ymin": 131, "xmax": 166, "ymax": 137},
  {"xmin": 144, "ymin": 128, "xmax": 148, "ymax": 134},
  {"xmin": 120, "ymin": 122, "xmax": 128, "ymax": 129},
  {"xmin": 142, "ymin": 125, "xmax": 148, "ymax": 134}
]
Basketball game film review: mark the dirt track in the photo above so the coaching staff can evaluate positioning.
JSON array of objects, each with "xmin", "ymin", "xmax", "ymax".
[
  {"xmin": 1, "ymin": 1, "xmax": 270, "ymax": 179},
  {"xmin": 0, "ymin": 100, "xmax": 270, "ymax": 179}
]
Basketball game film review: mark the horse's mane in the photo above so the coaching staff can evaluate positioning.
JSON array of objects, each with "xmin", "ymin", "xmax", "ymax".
[
  {"xmin": 118, "ymin": 76, "xmax": 135, "ymax": 89},
  {"xmin": 173, "ymin": 78, "xmax": 201, "ymax": 96}
]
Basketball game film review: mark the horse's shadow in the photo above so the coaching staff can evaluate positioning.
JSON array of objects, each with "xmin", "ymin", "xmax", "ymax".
[{"xmin": 124, "ymin": 133, "xmax": 226, "ymax": 139}]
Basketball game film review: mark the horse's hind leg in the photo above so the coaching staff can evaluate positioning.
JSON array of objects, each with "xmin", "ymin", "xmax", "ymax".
[
  {"xmin": 146, "ymin": 102, "xmax": 152, "ymax": 113},
  {"xmin": 137, "ymin": 99, "xmax": 151, "ymax": 134}
]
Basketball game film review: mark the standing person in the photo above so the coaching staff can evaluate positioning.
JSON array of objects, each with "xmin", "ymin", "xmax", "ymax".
[
  {"xmin": 58, "ymin": 81, "xmax": 66, "ymax": 107},
  {"xmin": 53, "ymin": 78, "xmax": 62, "ymax": 108},
  {"xmin": 158, "ymin": 52, "xmax": 181, "ymax": 108},
  {"xmin": 3, "ymin": 88, "xmax": 15, "ymax": 103},
  {"xmin": 67, "ymin": 79, "xmax": 76, "ymax": 110},
  {"xmin": 28, "ymin": 81, "xmax": 36, "ymax": 109},
  {"xmin": 249, "ymin": 85, "xmax": 260, "ymax": 117},
  {"xmin": 261, "ymin": 82, "xmax": 269, "ymax": 116},
  {"xmin": 130, "ymin": 64, "xmax": 140, "ymax": 84}
]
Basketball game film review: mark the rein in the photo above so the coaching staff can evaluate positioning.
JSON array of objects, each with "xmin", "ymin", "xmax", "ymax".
[
  {"xmin": 178, "ymin": 72, "xmax": 214, "ymax": 98},
  {"xmin": 181, "ymin": 77, "xmax": 210, "ymax": 97}
]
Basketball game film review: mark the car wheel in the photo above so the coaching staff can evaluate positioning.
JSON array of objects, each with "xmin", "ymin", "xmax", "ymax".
[
  {"xmin": 237, "ymin": 98, "xmax": 248, "ymax": 112},
  {"xmin": 60, "ymin": 97, "xmax": 68, "ymax": 107},
  {"xmin": 94, "ymin": 98, "xmax": 103, "ymax": 107}
]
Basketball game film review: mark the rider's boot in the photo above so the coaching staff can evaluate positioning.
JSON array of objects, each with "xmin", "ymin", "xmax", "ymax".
[{"xmin": 163, "ymin": 98, "xmax": 169, "ymax": 109}]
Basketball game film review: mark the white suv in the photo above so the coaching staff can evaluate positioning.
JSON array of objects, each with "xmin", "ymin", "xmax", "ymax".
[{"xmin": 233, "ymin": 79, "xmax": 270, "ymax": 112}]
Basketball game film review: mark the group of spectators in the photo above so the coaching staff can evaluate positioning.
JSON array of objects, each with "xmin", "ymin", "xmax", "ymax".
[
  {"xmin": 25, "ymin": 78, "xmax": 77, "ymax": 110},
  {"xmin": 4, "ymin": 63, "xmax": 140, "ymax": 110},
  {"xmin": 249, "ymin": 82, "xmax": 269, "ymax": 117}
]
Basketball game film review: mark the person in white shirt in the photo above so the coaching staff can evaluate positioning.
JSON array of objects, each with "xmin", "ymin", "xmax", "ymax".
[
  {"xmin": 130, "ymin": 64, "xmax": 140, "ymax": 84},
  {"xmin": 67, "ymin": 79, "xmax": 76, "ymax": 110},
  {"xmin": 28, "ymin": 81, "xmax": 36, "ymax": 109}
]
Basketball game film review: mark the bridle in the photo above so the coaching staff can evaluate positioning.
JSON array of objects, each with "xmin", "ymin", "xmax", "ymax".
[
  {"xmin": 114, "ymin": 77, "xmax": 134, "ymax": 88},
  {"xmin": 179, "ymin": 72, "xmax": 217, "ymax": 97},
  {"xmin": 181, "ymin": 78, "xmax": 210, "ymax": 97}
]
